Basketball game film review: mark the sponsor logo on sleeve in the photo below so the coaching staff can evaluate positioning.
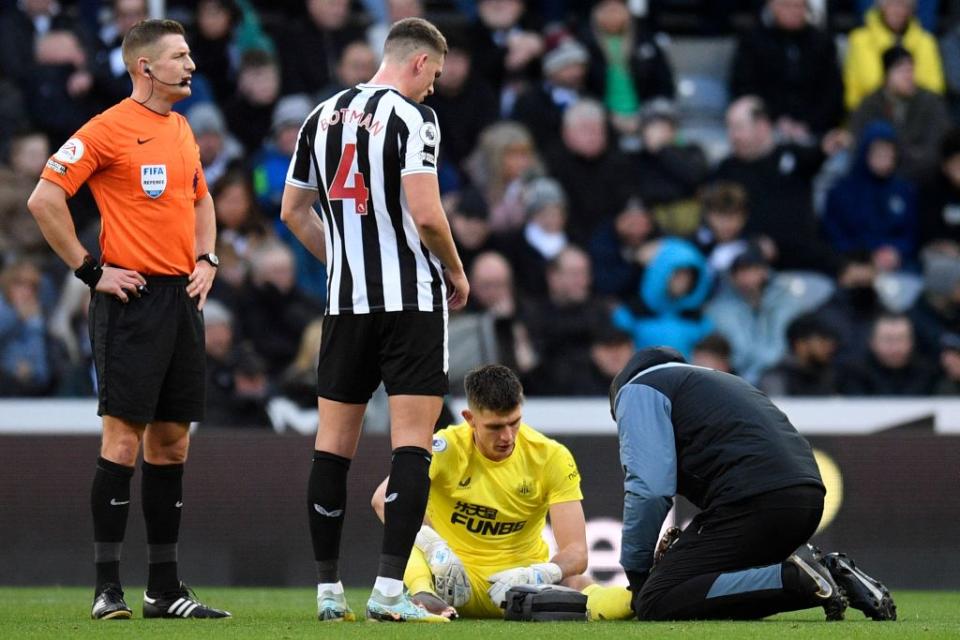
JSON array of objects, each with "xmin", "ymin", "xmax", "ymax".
[
  {"xmin": 54, "ymin": 138, "xmax": 85, "ymax": 164},
  {"xmin": 45, "ymin": 159, "xmax": 67, "ymax": 175},
  {"xmin": 418, "ymin": 122, "xmax": 438, "ymax": 146},
  {"xmin": 432, "ymin": 436, "xmax": 447, "ymax": 453}
]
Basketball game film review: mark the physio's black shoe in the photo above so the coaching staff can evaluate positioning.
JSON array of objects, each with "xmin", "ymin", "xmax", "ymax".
[
  {"xmin": 143, "ymin": 583, "xmax": 231, "ymax": 619},
  {"xmin": 823, "ymin": 552, "xmax": 896, "ymax": 621},
  {"xmin": 91, "ymin": 583, "xmax": 132, "ymax": 620},
  {"xmin": 787, "ymin": 544, "xmax": 847, "ymax": 621}
]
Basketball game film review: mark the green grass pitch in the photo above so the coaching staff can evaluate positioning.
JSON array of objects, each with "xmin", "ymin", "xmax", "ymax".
[{"xmin": 2, "ymin": 587, "xmax": 958, "ymax": 639}]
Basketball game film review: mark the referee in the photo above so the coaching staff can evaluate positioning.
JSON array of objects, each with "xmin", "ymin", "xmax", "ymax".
[
  {"xmin": 28, "ymin": 19, "xmax": 228, "ymax": 620},
  {"xmin": 281, "ymin": 17, "xmax": 468, "ymax": 623}
]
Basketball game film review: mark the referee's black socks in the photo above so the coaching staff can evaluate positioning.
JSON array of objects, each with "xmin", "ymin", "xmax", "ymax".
[
  {"xmin": 142, "ymin": 461, "xmax": 184, "ymax": 595},
  {"xmin": 308, "ymin": 450, "xmax": 351, "ymax": 583},
  {"xmin": 378, "ymin": 446, "xmax": 432, "ymax": 580},
  {"xmin": 91, "ymin": 457, "xmax": 134, "ymax": 592}
]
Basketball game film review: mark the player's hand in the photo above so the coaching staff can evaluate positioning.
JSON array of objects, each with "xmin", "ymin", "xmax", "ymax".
[
  {"xmin": 486, "ymin": 562, "xmax": 562, "ymax": 608},
  {"xmin": 96, "ymin": 266, "xmax": 146, "ymax": 303},
  {"xmin": 445, "ymin": 268, "xmax": 469, "ymax": 311},
  {"xmin": 187, "ymin": 261, "xmax": 217, "ymax": 310},
  {"xmin": 415, "ymin": 525, "xmax": 471, "ymax": 607}
]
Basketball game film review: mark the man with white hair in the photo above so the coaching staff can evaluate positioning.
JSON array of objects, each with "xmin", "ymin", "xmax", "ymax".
[{"xmin": 545, "ymin": 99, "xmax": 636, "ymax": 242}]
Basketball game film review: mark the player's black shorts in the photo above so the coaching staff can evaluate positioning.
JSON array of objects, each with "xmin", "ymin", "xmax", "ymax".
[
  {"xmin": 316, "ymin": 310, "xmax": 448, "ymax": 403},
  {"xmin": 90, "ymin": 275, "xmax": 205, "ymax": 424}
]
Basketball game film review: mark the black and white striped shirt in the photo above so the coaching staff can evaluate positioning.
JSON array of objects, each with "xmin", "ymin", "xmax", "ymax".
[{"xmin": 285, "ymin": 83, "xmax": 447, "ymax": 315}]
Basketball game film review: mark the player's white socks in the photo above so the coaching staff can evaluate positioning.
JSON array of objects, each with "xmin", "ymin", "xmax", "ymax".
[
  {"xmin": 373, "ymin": 576, "xmax": 404, "ymax": 598},
  {"xmin": 318, "ymin": 581, "xmax": 345, "ymax": 596}
]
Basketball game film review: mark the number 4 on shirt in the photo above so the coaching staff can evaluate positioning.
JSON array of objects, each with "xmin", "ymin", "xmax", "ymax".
[{"xmin": 329, "ymin": 143, "xmax": 369, "ymax": 214}]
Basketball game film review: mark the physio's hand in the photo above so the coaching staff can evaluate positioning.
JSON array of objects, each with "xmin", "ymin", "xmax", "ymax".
[
  {"xmin": 415, "ymin": 525, "xmax": 471, "ymax": 607},
  {"xmin": 96, "ymin": 266, "xmax": 146, "ymax": 303},
  {"xmin": 486, "ymin": 562, "xmax": 562, "ymax": 608}
]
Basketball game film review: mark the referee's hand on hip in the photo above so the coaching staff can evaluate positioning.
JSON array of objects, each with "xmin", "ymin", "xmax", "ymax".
[
  {"xmin": 96, "ymin": 267, "xmax": 147, "ymax": 303},
  {"xmin": 187, "ymin": 260, "xmax": 216, "ymax": 311}
]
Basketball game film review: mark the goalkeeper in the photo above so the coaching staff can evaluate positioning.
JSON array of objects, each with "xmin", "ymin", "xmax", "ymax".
[{"xmin": 371, "ymin": 364, "xmax": 632, "ymax": 620}]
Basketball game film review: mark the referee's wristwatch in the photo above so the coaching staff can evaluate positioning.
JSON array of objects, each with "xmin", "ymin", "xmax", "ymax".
[{"xmin": 197, "ymin": 253, "xmax": 219, "ymax": 268}]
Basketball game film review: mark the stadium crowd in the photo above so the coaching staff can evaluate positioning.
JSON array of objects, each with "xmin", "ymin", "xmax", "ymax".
[{"xmin": 3, "ymin": 0, "xmax": 960, "ymax": 426}]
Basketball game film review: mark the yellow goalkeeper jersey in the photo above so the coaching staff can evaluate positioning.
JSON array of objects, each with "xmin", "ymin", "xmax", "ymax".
[{"xmin": 427, "ymin": 422, "xmax": 583, "ymax": 571}]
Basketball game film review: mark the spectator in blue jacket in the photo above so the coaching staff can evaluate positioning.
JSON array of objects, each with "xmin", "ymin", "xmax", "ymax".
[
  {"xmin": 612, "ymin": 237, "xmax": 714, "ymax": 358},
  {"xmin": 706, "ymin": 245, "xmax": 834, "ymax": 384},
  {"xmin": 0, "ymin": 260, "xmax": 51, "ymax": 396},
  {"xmin": 823, "ymin": 120, "xmax": 919, "ymax": 272}
]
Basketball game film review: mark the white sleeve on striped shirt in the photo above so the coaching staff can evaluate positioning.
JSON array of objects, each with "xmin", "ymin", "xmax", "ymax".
[
  {"xmin": 285, "ymin": 116, "xmax": 318, "ymax": 189},
  {"xmin": 400, "ymin": 107, "xmax": 440, "ymax": 177}
]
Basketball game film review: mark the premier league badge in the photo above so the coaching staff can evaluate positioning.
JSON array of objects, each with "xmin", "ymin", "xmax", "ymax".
[{"xmin": 141, "ymin": 164, "xmax": 167, "ymax": 199}]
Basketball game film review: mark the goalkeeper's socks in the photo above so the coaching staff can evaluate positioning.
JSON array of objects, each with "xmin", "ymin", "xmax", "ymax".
[
  {"xmin": 308, "ymin": 450, "xmax": 351, "ymax": 582},
  {"xmin": 379, "ymin": 446, "xmax": 431, "ymax": 580},
  {"xmin": 318, "ymin": 581, "xmax": 345, "ymax": 596},
  {"xmin": 91, "ymin": 457, "xmax": 134, "ymax": 591},
  {"xmin": 142, "ymin": 461, "xmax": 184, "ymax": 594},
  {"xmin": 373, "ymin": 576, "xmax": 405, "ymax": 598}
]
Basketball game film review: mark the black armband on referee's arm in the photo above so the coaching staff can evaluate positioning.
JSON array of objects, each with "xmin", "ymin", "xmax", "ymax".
[{"xmin": 74, "ymin": 255, "xmax": 103, "ymax": 288}]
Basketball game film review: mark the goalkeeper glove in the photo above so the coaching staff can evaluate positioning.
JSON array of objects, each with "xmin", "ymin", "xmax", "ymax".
[
  {"xmin": 415, "ymin": 525, "xmax": 472, "ymax": 607},
  {"xmin": 486, "ymin": 562, "xmax": 563, "ymax": 608}
]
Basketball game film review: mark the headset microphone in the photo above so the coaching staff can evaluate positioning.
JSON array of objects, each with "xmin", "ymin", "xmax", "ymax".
[{"xmin": 145, "ymin": 66, "xmax": 188, "ymax": 87}]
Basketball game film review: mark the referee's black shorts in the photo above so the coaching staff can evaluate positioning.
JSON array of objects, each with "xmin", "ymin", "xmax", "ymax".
[
  {"xmin": 316, "ymin": 310, "xmax": 448, "ymax": 403},
  {"xmin": 90, "ymin": 275, "xmax": 205, "ymax": 424}
]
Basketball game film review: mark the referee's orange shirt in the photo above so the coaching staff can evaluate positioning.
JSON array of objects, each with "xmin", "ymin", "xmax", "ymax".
[{"xmin": 41, "ymin": 98, "xmax": 209, "ymax": 275}]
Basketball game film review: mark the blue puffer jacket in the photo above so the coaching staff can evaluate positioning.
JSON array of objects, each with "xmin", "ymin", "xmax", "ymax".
[{"xmin": 612, "ymin": 238, "xmax": 714, "ymax": 358}]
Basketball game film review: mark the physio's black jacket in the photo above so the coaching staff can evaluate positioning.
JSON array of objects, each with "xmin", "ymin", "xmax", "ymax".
[{"xmin": 609, "ymin": 347, "xmax": 824, "ymax": 575}]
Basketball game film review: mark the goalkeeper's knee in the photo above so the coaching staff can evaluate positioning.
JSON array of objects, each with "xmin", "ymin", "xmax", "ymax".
[{"xmin": 404, "ymin": 546, "xmax": 436, "ymax": 596}]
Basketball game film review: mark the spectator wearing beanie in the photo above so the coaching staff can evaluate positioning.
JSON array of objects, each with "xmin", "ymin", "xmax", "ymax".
[
  {"xmin": 494, "ymin": 177, "xmax": 571, "ymax": 298},
  {"xmin": 706, "ymin": 244, "xmax": 834, "ymax": 384},
  {"xmin": 909, "ymin": 247, "xmax": 960, "ymax": 357},
  {"xmin": 187, "ymin": 102, "xmax": 244, "ymax": 186},
  {"xmin": 511, "ymin": 37, "xmax": 592, "ymax": 149},
  {"xmin": 849, "ymin": 45, "xmax": 951, "ymax": 183}
]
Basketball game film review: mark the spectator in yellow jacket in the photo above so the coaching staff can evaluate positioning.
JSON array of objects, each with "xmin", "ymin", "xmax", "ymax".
[{"xmin": 843, "ymin": 0, "xmax": 944, "ymax": 111}]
